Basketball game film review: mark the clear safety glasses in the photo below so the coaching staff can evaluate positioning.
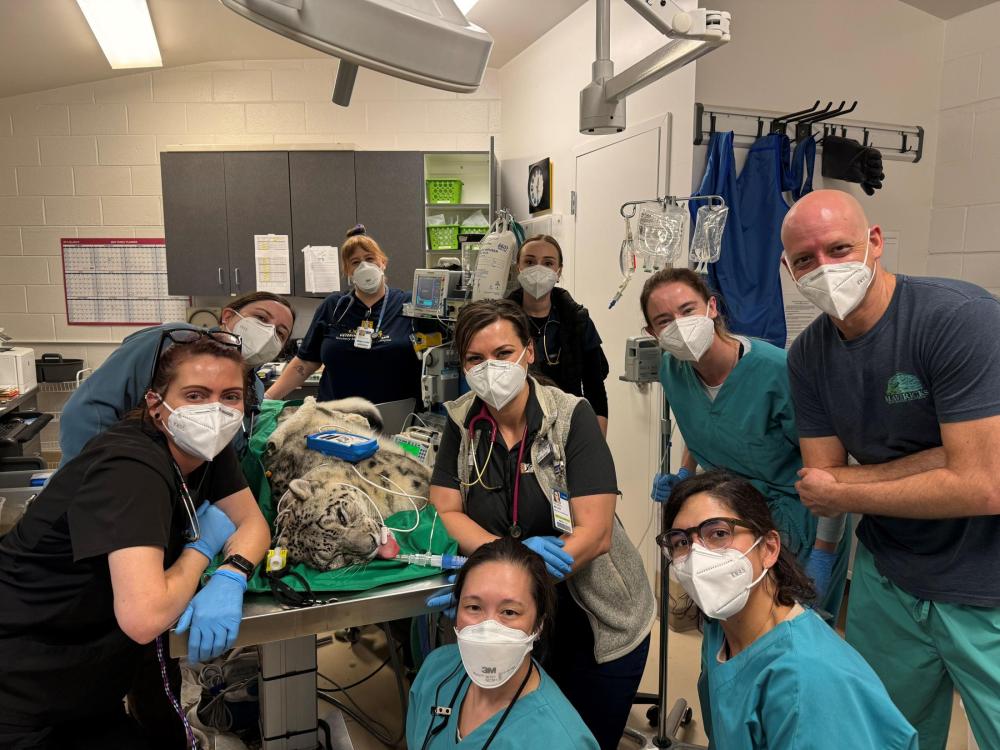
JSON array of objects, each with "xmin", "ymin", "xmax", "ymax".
[{"xmin": 656, "ymin": 517, "xmax": 757, "ymax": 561}]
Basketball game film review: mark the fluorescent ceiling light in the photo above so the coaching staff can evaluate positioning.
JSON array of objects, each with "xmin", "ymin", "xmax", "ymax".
[
  {"xmin": 76, "ymin": 0, "xmax": 162, "ymax": 69},
  {"xmin": 455, "ymin": 0, "xmax": 480, "ymax": 13}
]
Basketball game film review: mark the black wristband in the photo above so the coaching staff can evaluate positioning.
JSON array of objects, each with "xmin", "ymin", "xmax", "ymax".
[{"xmin": 221, "ymin": 554, "xmax": 255, "ymax": 577}]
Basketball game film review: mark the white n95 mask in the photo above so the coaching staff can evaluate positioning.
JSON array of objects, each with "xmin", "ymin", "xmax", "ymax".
[
  {"xmin": 351, "ymin": 261, "xmax": 384, "ymax": 295},
  {"xmin": 518, "ymin": 266, "xmax": 558, "ymax": 299},
  {"xmin": 465, "ymin": 349, "xmax": 528, "ymax": 411},
  {"xmin": 672, "ymin": 538, "xmax": 767, "ymax": 620},
  {"xmin": 786, "ymin": 231, "xmax": 874, "ymax": 320},
  {"xmin": 455, "ymin": 620, "xmax": 538, "ymax": 689},
  {"xmin": 159, "ymin": 400, "xmax": 244, "ymax": 462},
  {"xmin": 657, "ymin": 306, "xmax": 715, "ymax": 362},
  {"xmin": 232, "ymin": 312, "xmax": 282, "ymax": 366}
]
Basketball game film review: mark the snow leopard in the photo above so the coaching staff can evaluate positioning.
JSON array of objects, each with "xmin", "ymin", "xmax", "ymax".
[
  {"xmin": 273, "ymin": 472, "xmax": 384, "ymax": 571},
  {"xmin": 263, "ymin": 397, "xmax": 430, "ymax": 570}
]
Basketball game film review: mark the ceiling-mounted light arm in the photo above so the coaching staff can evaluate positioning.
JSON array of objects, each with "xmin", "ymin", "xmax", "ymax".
[
  {"xmin": 604, "ymin": 38, "xmax": 715, "ymax": 102},
  {"xmin": 580, "ymin": 0, "xmax": 731, "ymax": 134},
  {"xmin": 332, "ymin": 61, "xmax": 359, "ymax": 106}
]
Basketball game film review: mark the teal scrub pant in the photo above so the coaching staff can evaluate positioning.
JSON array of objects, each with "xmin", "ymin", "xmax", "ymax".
[{"xmin": 846, "ymin": 543, "xmax": 1000, "ymax": 750}]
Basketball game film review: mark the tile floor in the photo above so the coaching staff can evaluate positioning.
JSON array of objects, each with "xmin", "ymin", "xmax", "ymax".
[{"xmin": 315, "ymin": 615, "xmax": 975, "ymax": 750}]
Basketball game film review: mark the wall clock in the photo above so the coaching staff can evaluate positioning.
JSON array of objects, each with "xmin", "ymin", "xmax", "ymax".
[{"xmin": 527, "ymin": 157, "xmax": 551, "ymax": 213}]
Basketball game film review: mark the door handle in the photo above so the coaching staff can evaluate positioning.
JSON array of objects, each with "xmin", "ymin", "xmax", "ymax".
[
  {"xmin": 234, "ymin": 267, "xmax": 241, "ymax": 289},
  {"xmin": 218, "ymin": 267, "xmax": 224, "ymax": 287}
]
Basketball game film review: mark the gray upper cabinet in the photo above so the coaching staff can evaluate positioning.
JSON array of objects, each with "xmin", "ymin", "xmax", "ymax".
[
  {"xmin": 224, "ymin": 152, "xmax": 292, "ymax": 297},
  {"xmin": 162, "ymin": 152, "xmax": 229, "ymax": 296},
  {"xmin": 355, "ymin": 151, "xmax": 425, "ymax": 294},
  {"xmin": 163, "ymin": 149, "xmax": 428, "ymax": 299},
  {"xmin": 289, "ymin": 151, "xmax": 357, "ymax": 297}
]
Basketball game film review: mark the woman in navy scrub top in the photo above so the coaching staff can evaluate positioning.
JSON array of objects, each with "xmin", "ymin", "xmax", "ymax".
[{"xmin": 266, "ymin": 225, "xmax": 421, "ymax": 404}]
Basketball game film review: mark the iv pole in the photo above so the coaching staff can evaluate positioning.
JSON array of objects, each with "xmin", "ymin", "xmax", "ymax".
[{"xmin": 624, "ymin": 394, "xmax": 706, "ymax": 750}]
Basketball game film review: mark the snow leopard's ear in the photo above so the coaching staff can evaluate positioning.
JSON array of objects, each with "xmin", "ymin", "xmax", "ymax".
[{"xmin": 288, "ymin": 478, "xmax": 313, "ymax": 499}]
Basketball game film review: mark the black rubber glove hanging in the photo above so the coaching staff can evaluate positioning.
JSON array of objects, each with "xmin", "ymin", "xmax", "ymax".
[{"xmin": 821, "ymin": 135, "xmax": 885, "ymax": 195}]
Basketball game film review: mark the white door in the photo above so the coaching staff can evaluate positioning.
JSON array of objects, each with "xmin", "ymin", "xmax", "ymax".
[{"xmin": 574, "ymin": 117, "xmax": 671, "ymax": 586}]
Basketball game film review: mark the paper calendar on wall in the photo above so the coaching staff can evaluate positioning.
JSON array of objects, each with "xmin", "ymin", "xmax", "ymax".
[{"xmin": 61, "ymin": 238, "xmax": 190, "ymax": 326}]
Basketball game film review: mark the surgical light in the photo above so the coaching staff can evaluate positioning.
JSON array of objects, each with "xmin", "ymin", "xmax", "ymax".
[
  {"xmin": 220, "ymin": 0, "xmax": 493, "ymax": 107},
  {"xmin": 580, "ymin": 0, "xmax": 731, "ymax": 134},
  {"xmin": 76, "ymin": 0, "xmax": 163, "ymax": 70}
]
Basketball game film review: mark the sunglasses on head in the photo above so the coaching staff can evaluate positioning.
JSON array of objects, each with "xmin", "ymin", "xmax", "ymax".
[{"xmin": 147, "ymin": 327, "xmax": 242, "ymax": 393}]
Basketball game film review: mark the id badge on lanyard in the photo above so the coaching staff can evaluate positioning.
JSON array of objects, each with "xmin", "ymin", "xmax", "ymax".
[
  {"xmin": 354, "ymin": 320, "xmax": 374, "ymax": 350},
  {"xmin": 551, "ymin": 489, "xmax": 573, "ymax": 534}
]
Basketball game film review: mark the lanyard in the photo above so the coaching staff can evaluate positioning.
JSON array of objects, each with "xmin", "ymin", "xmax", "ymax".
[
  {"xmin": 421, "ymin": 661, "xmax": 535, "ymax": 750},
  {"xmin": 510, "ymin": 424, "xmax": 529, "ymax": 539},
  {"xmin": 368, "ymin": 295, "xmax": 388, "ymax": 339}
]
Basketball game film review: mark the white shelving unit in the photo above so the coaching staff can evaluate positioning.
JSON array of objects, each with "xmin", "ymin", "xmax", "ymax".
[{"xmin": 423, "ymin": 144, "xmax": 496, "ymax": 267}]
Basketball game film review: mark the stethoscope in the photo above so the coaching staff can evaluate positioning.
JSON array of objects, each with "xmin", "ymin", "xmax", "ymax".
[
  {"xmin": 331, "ymin": 291, "xmax": 388, "ymax": 339},
  {"xmin": 171, "ymin": 460, "xmax": 201, "ymax": 542},
  {"xmin": 420, "ymin": 660, "xmax": 535, "ymax": 750},
  {"xmin": 464, "ymin": 404, "xmax": 529, "ymax": 539},
  {"xmin": 530, "ymin": 315, "xmax": 560, "ymax": 366}
]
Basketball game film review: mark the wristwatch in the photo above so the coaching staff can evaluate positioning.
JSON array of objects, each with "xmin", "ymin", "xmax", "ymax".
[{"xmin": 221, "ymin": 554, "xmax": 255, "ymax": 577}]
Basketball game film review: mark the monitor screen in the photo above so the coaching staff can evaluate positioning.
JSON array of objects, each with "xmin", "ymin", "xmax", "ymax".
[{"xmin": 414, "ymin": 274, "xmax": 444, "ymax": 309}]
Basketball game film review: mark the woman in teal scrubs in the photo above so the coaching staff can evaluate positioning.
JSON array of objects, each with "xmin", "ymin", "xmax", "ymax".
[
  {"xmin": 408, "ymin": 537, "xmax": 597, "ymax": 749},
  {"xmin": 640, "ymin": 268, "xmax": 847, "ymax": 617},
  {"xmin": 661, "ymin": 471, "xmax": 917, "ymax": 749}
]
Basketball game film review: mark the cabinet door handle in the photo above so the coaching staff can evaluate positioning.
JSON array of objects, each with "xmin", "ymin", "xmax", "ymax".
[
  {"xmin": 218, "ymin": 267, "xmax": 224, "ymax": 286},
  {"xmin": 234, "ymin": 267, "xmax": 241, "ymax": 288}
]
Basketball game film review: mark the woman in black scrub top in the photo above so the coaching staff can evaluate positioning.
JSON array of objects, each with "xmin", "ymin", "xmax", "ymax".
[
  {"xmin": 0, "ymin": 334, "xmax": 270, "ymax": 748},
  {"xmin": 428, "ymin": 300, "xmax": 654, "ymax": 750},
  {"xmin": 266, "ymin": 225, "xmax": 421, "ymax": 404},
  {"xmin": 507, "ymin": 235, "xmax": 610, "ymax": 434}
]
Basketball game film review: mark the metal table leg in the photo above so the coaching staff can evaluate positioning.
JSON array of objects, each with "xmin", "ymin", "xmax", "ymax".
[{"xmin": 259, "ymin": 635, "xmax": 320, "ymax": 750}]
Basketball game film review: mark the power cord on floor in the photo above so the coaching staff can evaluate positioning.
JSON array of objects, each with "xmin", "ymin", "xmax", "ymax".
[
  {"xmin": 318, "ymin": 654, "xmax": 391, "ymax": 693},
  {"xmin": 315, "ymin": 623, "xmax": 409, "ymax": 747}
]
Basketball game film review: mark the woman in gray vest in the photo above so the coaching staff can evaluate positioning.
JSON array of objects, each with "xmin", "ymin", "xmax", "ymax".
[{"xmin": 429, "ymin": 299, "xmax": 655, "ymax": 750}]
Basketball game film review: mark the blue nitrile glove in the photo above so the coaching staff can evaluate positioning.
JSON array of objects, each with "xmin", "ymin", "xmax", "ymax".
[
  {"xmin": 651, "ymin": 467, "xmax": 692, "ymax": 502},
  {"xmin": 176, "ymin": 569, "xmax": 247, "ymax": 663},
  {"xmin": 523, "ymin": 536, "xmax": 575, "ymax": 580},
  {"xmin": 184, "ymin": 501, "xmax": 237, "ymax": 562},
  {"xmin": 425, "ymin": 574, "xmax": 457, "ymax": 620},
  {"xmin": 805, "ymin": 548, "xmax": 837, "ymax": 600}
]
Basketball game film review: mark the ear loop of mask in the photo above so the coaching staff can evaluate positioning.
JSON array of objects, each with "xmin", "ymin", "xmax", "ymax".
[
  {"xmin": 711, "ymin": 536, "xmax": 770, "ymax": 612},
  {"xmin": 781, "ymin": 228, "xmax": 875, "ymax": 284}
]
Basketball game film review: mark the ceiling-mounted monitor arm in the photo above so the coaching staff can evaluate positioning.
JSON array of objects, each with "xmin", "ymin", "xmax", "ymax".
[{"xmin": 581, "ymin": 0, "xmax": 731, "ymax": 134}]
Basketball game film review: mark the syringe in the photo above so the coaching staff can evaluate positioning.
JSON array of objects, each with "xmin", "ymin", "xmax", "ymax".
[{"xmin": 397, "ymin": 553, "xmax": 467, "ymax": 570}]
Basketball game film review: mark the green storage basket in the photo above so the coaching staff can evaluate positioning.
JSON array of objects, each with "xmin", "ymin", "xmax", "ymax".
[
  {"xmin": 427, "ymin": 224, "xmax": 460, "ymax": 250},
  {"xmin": 426, "ymin": 179, "xmax": 463, "ymax": 204},
  {"xmin": 460, "ymin": 226, "xmax": 490, "ymax": 237}
]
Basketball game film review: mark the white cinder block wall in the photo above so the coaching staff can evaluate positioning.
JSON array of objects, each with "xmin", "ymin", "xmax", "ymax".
[
  {"xmin": 929, "ymin": 2, "xmax": 1000, "ymax": 295},
  {"xmin": 0, "ymin": 60, "xmax": 501, "ymax": 369},
  {"xmin": 694, "ymin": 0, "xmax": 944, "ymax": 280}
]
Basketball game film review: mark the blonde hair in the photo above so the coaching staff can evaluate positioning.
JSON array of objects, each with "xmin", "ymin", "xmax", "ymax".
[{"xmin": 340, "ymin": 228, "xmax": 388, "ymax": 274}]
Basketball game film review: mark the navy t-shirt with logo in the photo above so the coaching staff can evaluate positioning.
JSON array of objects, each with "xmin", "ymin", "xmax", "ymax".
[
  {"xmin": 298, "ymin": 288, "xmax": 421, "ymax": 404},
  {"xmin": 788, "ymin": 274, "xmax": 1000, "ymax": 606}
]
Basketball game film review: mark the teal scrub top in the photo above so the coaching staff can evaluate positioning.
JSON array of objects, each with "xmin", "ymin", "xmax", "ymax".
[
  {"xmin": 698, "ymin": 609, "xmax": 918, "ymax": 750},
  {"xmin": 406, "ymin": 645, "xmax": 598, "ymax": 750},
  {"xmin": 659, "ymin": 339, "xmax": 816, "ymax": 560}
]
